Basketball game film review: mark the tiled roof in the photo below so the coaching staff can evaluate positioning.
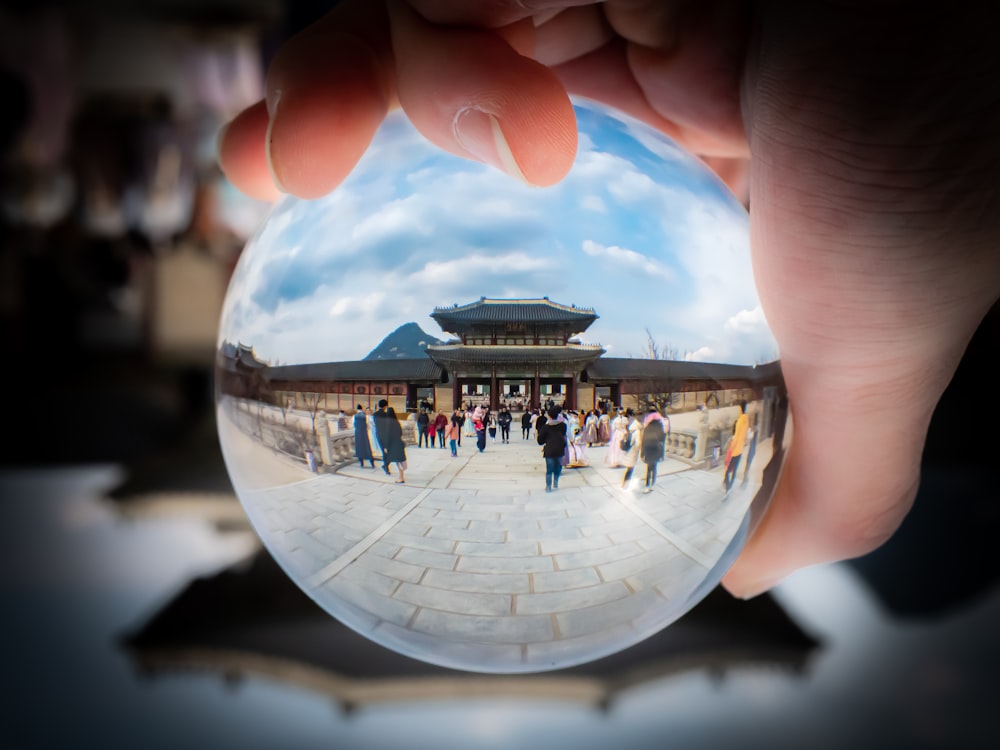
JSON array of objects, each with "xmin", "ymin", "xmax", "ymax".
[
  {"xmin": 266, "ymin": 358, "xmax": 444, "ymax": 382},
  {"xmin": 431, "ymin": 298, "xmax": 598, "ymax": 326},
  {"xmin": 586, "ymin": 358, "xmax": 781, "ymax": 383},
  {"xmin": 426, "ymin": 344, "xmax": 605, "ymax": 367}
]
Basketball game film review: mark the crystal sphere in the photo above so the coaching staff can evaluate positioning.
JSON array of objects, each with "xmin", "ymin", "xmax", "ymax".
[{"xmin": 216, "ymin": 98, "xmax": 789, "ymax": 673}]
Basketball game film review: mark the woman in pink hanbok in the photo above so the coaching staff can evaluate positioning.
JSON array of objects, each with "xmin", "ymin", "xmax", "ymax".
[
  {"xmin": 597, "ymin": 410, "xmax": 611, "ymax": 445},
  {"xmin": 582, "ymin": 410, "xmax": 599, "ymax": 447},
  {"xmin": 606, "ymin": 410, "xmax": 627, "ymax": 467}
]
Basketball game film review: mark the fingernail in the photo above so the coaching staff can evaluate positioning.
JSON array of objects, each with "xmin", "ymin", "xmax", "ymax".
[
  {"xmin": 264, "ymin": 90, "xmax": 289, "ymax": 194},
  {"xmin": 454, "ymin": 108, "xmax": 530, "ymax": 184}
]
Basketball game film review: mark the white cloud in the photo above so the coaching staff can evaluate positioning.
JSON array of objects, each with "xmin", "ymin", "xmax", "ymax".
[
  {"xmin": 724, "ymin": 305, "xmax": 769, "ymax": 335},
  {"xmin": 329, "ymin": 291, "xmax": 386, "ymax": 318},
  {"xmin": 581, "ymin": 240, "xmax": 676, "ymax": 282},
  {"xmin": 350, "ymin": 196, "xmax": 434, "ymax": 244},
  {"xmin": 608, "ymin": 169, "xmax": 660, "ymax": 203},
  {"xmin": 580, "ymin": 195, "xmax": 606, "ymax": 213},
  {"xmin": 685, "ymin": 346, "xmax": 715, "ymax": 362},
  {"xmin": 411, "ymin": 252, "xmax": 555, "ymax": 285}
]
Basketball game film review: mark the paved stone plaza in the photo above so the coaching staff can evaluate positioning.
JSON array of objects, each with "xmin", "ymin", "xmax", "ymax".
[{"xmin": 227, "ymin": 414, "xmax": 765, "ymax": 669}]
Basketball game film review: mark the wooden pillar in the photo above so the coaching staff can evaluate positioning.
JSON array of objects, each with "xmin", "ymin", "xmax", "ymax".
[
  {"xmin": 568, "ymin": 375, "xmax": 576, "ymax": 410},
  {"xmin": 533, "ymin": 372, "xmax": 540, "ymax": 410},
  {"xmin": 453, "ymin": 377, "xmax": 461, "ymax": 412},
  {"xmin": 490, "ymin": 370, "xmax": 499, "ymax": 412}
]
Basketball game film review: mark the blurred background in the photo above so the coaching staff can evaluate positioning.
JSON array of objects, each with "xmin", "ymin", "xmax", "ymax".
[{"xmin": 0, "ymin": 1, "xmax": 997, "ymax": 748}]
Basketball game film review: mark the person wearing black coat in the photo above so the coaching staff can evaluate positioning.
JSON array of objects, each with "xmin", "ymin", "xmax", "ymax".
[
  {"xmin": 641, "ymin": 410, "xmax": 668, "ymax": 493},
  {"xmin": 536, "ymin": 406, "xmax": 568, "ymax": 492},
  {"xmin": 498, "ymin": 407, "xmax": 513, "ymax": 443},
  {"xmin": 382, "ymin": 406, "xmax": 407, "ymax": 483},
  {"xmin": 353, "ymin": 404, "xmax": 375, "ymax": 468},
  {"xmin": 521, "ymin": 410, "xmax": 532, "ymax": 439},
  {"xmin": 373, "ymin": 399, "xmax": 393, "ymax": 475}
]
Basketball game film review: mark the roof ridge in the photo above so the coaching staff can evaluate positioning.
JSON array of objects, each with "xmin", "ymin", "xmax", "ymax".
[{"xmin": 432, "ymin": 297, "xmax": 596, "ymax": 314}]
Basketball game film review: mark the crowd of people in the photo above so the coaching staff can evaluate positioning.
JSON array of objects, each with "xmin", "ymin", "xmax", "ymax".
[{"xmin": 351, "ymin": 398, "xmax": 756, "ymax": 496}]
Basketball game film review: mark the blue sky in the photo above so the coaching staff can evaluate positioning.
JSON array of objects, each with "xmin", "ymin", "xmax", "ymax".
[{"xmin": 219, "ymin": 99, "xmax": 777, "ymax": 366}]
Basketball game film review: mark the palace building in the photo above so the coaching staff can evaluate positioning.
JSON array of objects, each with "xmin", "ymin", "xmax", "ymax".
[{"xmin": 218, "ymin": 297, "xmax": 782, "ymax": 418}]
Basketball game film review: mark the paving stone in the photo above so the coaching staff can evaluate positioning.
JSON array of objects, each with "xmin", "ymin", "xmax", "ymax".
[
  {"xmin": 556, "ymin": 587, "xmax": 662, "ymax": 639},
  {"xmin": 285, "ymin": 526, "xmax": 339, "ymax": 561},
  {"xmin": 597, "ymin": 545, "xmax": 679, "ymax": 582},
  {"xmin": 421, "ymin": 568, "xmax": 531, "ymax": 594},
  {"xmin": 409, "ymin": 608, "xmax": 554, "ymax": 643},
  {"xmin": 366, "ymin": 539, "xmax": 401, "ymax": 558},
  {"xmin": 382, "ymin": 531, "xmax": 457, "ymax": 554},
  {"xmin": 607, "ymin": 524, "xmax": 660, "ymax": 546},
  {"xmin": 424, "ymin": 523, "xmax": 507, "ymax": 543},
  {"xmin": 334, "ymin": 559, "xmax": 402, "ymax": 597},
  {"xmin": 351, "ymin": 550, "xmax": 427, "ymax": 583},
  {"xmin": 554, "ymin": 541, "xmax": 643, "ymax": 571},
  {"xmin": 373, "ymin": 620, "xmax": 525, "ymax": 665},
  {"xmin": 394, "ymin": 546, "xmax": 458, "ymax": 570},
  {"xmin": 456, "ymin": 554, "xmax": 555, "ymax": 575},
  {"xmin": 455, "ymin": 540, "xmax": 540, "ymax": 557},
  {"xmin": 494, "ymin": 520, "xmax": 543, "ymax": 540},
  {"xmin": 538, "ymin": 534, "xmax": 612, "ymax": 556},
  {"xmin": 393, "ymin": 582, "xmax": 513, "ymax": 616},
  {"xmin": 323, "ymin": 577, "xmax": 417, "ymax": 628},
  {"xmin": 525, "ymin": 622, "xmax": 635, "ymax": 666},
  {"xmin": 233, "ymin": 422, "xmax": 758, "ymax": 648},
  {"xmin": 282, "ymin": 545, "xmax": 326, "ymax": 580},
  {"xmin": 433, "ymin": 507, "xmax": 499, "ymax": 522},
  {"xmin": 515, "ymin": 579, "xmax": 632, "ymax": 615},
  {"xmin": 531, "ymin": 567, "xmax": 602, "ymax": 592}
]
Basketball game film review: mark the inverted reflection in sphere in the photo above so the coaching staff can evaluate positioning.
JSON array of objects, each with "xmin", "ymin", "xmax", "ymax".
[{"xmin": 216, "ymin": 99, "xmax": 789, "ymax": 673}]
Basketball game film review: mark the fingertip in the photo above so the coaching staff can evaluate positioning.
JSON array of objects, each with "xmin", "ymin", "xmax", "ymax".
[
  {"xmin": 218, "ymin": 101, "xmax": 282, "ymax": 202},
  {"xmin": 506, "ymin": 92, "xmax": 579, "ymax": 187},
  {"xmin": 264, "ymin": 25, "xmax": 391, "ymax": 199},
  {"xmin": 453, "ymin": 96, "xmax": 577, "ymax": 187},
  {"xmin": 721, "ymin": 566, "xmax": 790, "ymax": 600},
  {"xmin": 390, "ymin": 5, "xmax": 577, "ymax": 187}
]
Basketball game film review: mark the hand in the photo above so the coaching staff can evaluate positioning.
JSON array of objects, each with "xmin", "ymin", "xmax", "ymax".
[{"xmin": 218, "ymin": 1, "xmax": 1000, "ymax": 598}]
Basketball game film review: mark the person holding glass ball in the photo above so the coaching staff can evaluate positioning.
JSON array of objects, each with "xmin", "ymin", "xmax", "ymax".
[{"xmin": 218, "ymin": 2, "xmax": 1000, "ymax": 600}]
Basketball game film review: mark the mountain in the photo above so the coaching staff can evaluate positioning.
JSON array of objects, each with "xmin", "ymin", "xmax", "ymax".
[{"xmin": 363, "ymin": 322, "xmax": 444, "ymax": 360}]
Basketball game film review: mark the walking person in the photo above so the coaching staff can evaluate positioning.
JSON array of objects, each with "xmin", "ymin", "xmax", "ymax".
[
  {"xmin": 537, "ymin": 405, "xmax": 568, "ymax": 493},
  {"xmin": 366, "ymin": 407, "xmax": 381, "ymax": 461},
  {"xmin": 475, "ymin": 411, "xmax": 487, "ymax": 452},
  {"xmin": 383, "ymin": 406, "xmax": 408, "ymax": 483},
  {"xmin": 641, "ymin": 408, "xmax": 669, "ymax": 494},
  {"xmin": 446, "ymin": 415, "xmax": 460, "ymax": 457},
  {"xmin": 417, "ymin": 408, "xmax": 431, "ymax": 447},
  {"xmin": 521, "ymin": 409, "xmax": 532, "ymax": 439},
  {"xmin": 435, "ymin": 411, "xmax": 449, "ymax": 449},
  {"xmin": 597, "ymin": 409, "xmax": 611, "ymax": 445},
  {"xmin": 353, "ymin": 404, "xmax": 376, "ymax": 468},
  {"xmin": 606, "ymin": 409, "xmax": 627, "ymax": 468},
  {"xmin": 724, "ymin": 401, "xmax": 750, "ymax": 493},
  {"xmin": 741, "ymin": 416, "xmax": 759, "ymax": 486},
  {"xmin": 498, "ymin": 407, "xmax": 512, "ymax": 443},
  {"xmin": 620, "ymin": 409, "xmax": 641, "ymax": 489},
  {"xmin": 583, "ymin": 410, "xmax": 599, "ymax": 447},
  {"xmin": 373, "ymin": 399, "xmax": 393, "ymax": 475},
  {"xmin": 487, "ymin": 410, "xmax": 497, "ymax": 442}
]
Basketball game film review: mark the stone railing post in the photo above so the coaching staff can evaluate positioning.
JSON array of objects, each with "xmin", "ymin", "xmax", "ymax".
[
  {"xmin": 317, "ymin": 410, "xmax": 334, "ymax": 467},
  {"xmin": 693, "ymin": 421, "xmax": 709, "ymax": 464}
]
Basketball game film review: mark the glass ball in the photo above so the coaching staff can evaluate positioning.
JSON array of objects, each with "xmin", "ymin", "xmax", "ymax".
[{"xmin": 216, "ymin": 98, "xmax": 789, "ymax": 673}]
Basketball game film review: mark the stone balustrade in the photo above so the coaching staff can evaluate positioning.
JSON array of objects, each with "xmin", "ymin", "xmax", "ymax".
[
  {"xmin": 666, "ymin": 429, "xmax": 699, "ymax": 461},
  {"xmin": 228, "ymin": 396, "xmax": 721, "ymax": 472}
]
